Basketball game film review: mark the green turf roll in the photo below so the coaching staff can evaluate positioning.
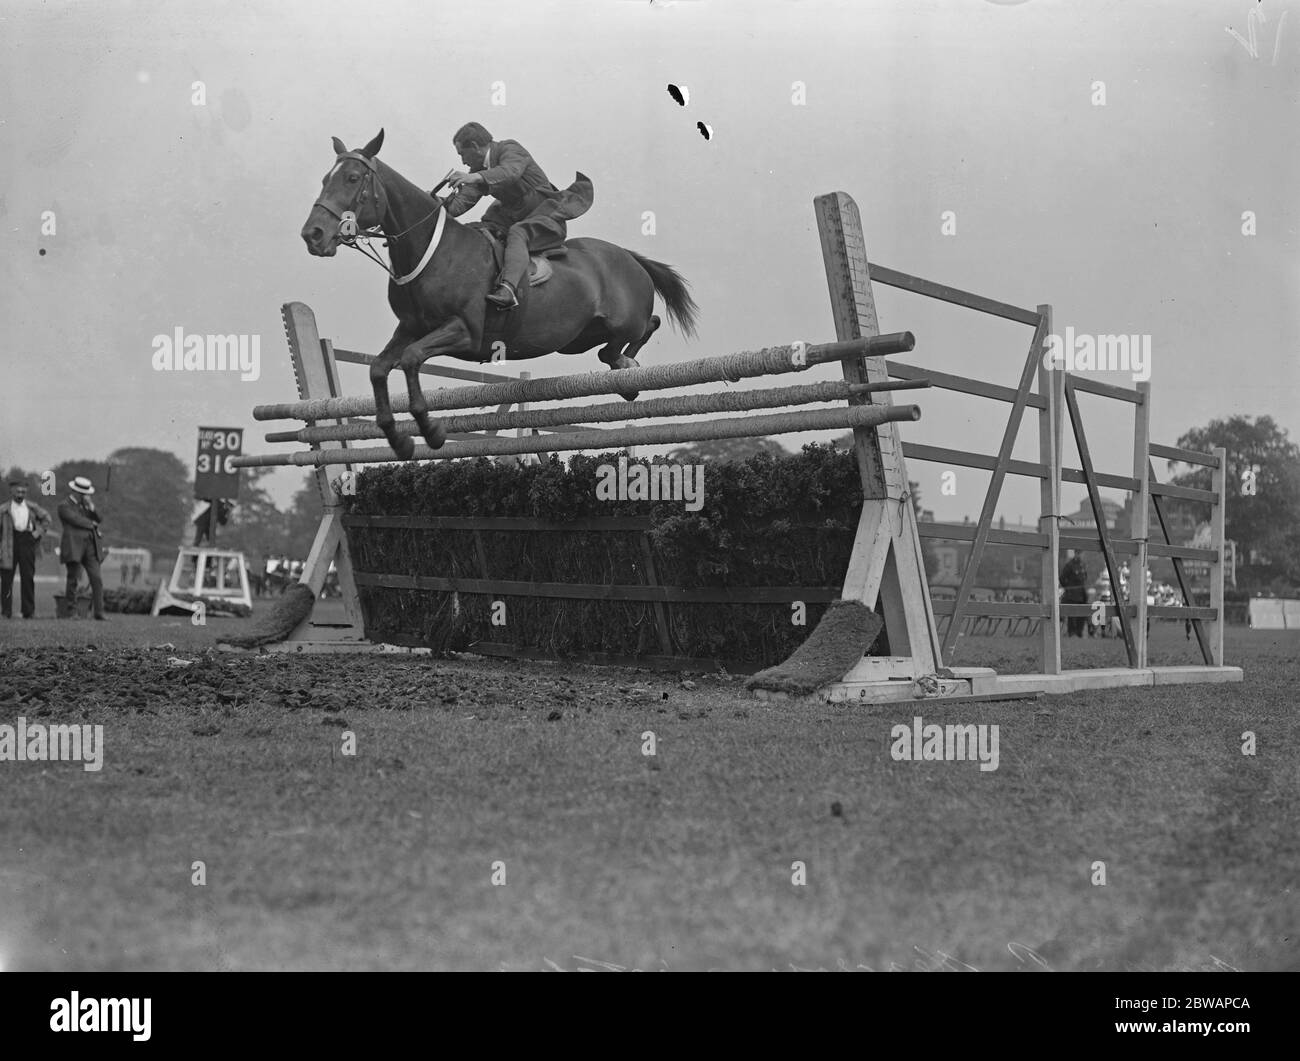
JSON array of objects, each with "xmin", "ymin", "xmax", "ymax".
[
  {"xmin": 745, "ymin": 600, "xmax": 884, "ymax": 696},
  {"xmin": 217, "ymin": 584, "xmax": 316, "ymax": 649}
]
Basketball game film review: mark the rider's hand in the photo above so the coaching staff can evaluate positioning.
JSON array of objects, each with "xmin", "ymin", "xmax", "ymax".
[{"xmin": 448, "ymin": 171, "xmax": 484, "ymax": 190}]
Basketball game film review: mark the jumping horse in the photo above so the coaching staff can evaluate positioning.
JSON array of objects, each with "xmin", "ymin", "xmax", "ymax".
[{"xmin": 300, "ymin": 130, "xmax": 699, "ymax": 460}]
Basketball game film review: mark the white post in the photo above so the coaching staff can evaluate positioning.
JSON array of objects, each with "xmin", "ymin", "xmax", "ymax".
[
  {"xmin": 1037, "ymin": 304, "xmax": 1062, "ymax": 674},
  {"xmin": 1132, "ymin": 381, "xmax": 1151, "ymax": 667},
  {"xmin": 1210, "ymin": 445, "xmax": 1227, "ymax": 666},
  {"xmin": 280, "ymin": 303, "xmax": 367, "ymax": 643}
]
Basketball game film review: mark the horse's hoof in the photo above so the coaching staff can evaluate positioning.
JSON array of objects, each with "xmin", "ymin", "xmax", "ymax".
[
  {"xmin": 390, "ymin": 435, "xmax": 415, "ymax": 461},
  {"xmin": 613, "ymin": 358, "xmax": 639, "ymax": 401},
  {"xmin": 424, "ymin": 421, "xmax": 447, "ymax": 450}
]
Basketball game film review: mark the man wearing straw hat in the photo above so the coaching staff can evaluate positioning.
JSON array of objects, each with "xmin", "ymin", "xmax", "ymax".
[
  {"xmin": 58, "ymin": 476, "xmax": 107, "ymax": 621},
  {"xmin": 1, "ymin": 477, "xmax": 52, "ymax": 619}
]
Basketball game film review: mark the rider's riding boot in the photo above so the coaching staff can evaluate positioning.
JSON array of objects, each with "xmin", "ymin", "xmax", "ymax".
[
  {"xmin": 486, "ymin": 279, "xmax": 518, "ymax": 308},
  {"xmin": 487, "ymin": 228, "xmax": 529, "ymax": 308}
]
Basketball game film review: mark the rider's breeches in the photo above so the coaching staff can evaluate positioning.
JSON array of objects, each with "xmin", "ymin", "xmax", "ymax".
[{"xmin": 497, "ymin": 215, "xmax": 567, "ymax": 289}]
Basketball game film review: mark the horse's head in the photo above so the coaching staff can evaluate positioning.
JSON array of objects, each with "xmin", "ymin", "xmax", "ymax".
[{"xmin": 301, "ymin": 129, "xmax": 388, "ymax": 256}]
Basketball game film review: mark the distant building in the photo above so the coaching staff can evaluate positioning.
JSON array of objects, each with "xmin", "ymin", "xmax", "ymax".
[
  {"xmin": 927, "ymin": 515, "xmax": 1043, "ymax": 602},
  {"xmin": 1119, "ymin": 492, "xmax": 1213, "ymax": 591},
  {"xmin": 1065, "ymin": 497, "xmax": 1125, "ymax": 535},
  {"xmin": 925, "ymin": 491, "xmax": 1212, "ymax": 605}
]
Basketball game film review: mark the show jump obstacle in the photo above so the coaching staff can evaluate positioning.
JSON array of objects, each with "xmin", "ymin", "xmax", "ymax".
[{"xmin": 229, "ymin": 190, "xmax": 1242, "ymax": 703}]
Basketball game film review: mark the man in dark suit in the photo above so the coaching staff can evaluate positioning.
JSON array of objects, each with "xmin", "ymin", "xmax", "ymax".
[
  {"xmin": 1060, "ymin": 549, "xmax": 1089, "ymax": 637},
  {"xmin": 191, "ymin": 498, "xmax": 234, "ymax": 546},
  {"xmin": 58, "ymin": 476, "xmax": 107, "ymax": 620},
  {"xmin": 441, "ymin": 122, "xmax": 593, "ymax": 309},
  {"xmin": 1, "ymin": 477, "xmax": 52, "ymax": 619}
]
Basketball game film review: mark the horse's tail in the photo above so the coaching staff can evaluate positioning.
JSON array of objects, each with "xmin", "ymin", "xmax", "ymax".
[{"xmin": 630, "ymin": 252, "xmax": 699, "ymax": 339}]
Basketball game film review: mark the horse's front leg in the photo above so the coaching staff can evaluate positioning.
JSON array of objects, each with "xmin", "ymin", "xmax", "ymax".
[
  {"xmin": 370, "ymin": 329, "xmax": 418, "ymax": 460},
  {"xmin": 400, "ymin": 318, "xmax": 476, "ymax": 451}
]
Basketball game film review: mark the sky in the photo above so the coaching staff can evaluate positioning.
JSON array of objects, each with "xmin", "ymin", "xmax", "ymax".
[{"xmin": 1, "ymin": 0, "xmax": 1296, "ymax": 523}]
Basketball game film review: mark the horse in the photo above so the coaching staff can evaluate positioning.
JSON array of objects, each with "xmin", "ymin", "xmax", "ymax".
[{"xmin": 300, "ymin": 130, "xmax": 699, "ymax": 460}]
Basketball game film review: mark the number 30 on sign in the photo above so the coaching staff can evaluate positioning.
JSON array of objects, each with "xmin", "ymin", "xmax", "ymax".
[{"xmin": 195, "ymin": 427, "xmax": 244, "ymax": 499}]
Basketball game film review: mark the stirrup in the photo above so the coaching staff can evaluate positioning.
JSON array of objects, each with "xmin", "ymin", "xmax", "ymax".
[{"xmin": 486, "ymin": 281, "xmax": 518, "ymax": 308}]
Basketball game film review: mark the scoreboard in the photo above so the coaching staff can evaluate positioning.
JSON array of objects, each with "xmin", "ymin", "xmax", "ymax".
[{"xmin": 195, "ymin": 426, "xmax": 243, "ymax": 499}]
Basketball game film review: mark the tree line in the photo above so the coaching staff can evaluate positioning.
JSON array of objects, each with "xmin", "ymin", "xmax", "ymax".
[{"xmin": 0, "ymin": 448, "xmax": 323, "ymax": 562}]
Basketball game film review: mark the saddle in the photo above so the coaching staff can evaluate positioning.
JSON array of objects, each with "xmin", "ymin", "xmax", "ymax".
[
  {"xmin": 466, "ymin": 222, "xmax": 566, "ymax": 287},
  {"xmin": 465, "ymin": 223, "xmax": 569, "ymax": 358}
]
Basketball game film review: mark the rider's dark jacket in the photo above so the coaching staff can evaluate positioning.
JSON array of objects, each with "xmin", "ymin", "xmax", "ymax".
[{"xmin": 444, "ymin": 140, "xmax": 593, "ymax": 236}]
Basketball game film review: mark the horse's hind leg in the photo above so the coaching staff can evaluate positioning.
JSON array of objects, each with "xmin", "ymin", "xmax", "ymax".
[
  {"xmin": 598, "ymin": 339, "xmax": 639, "ymax": 401},
  {"xmin": 597, "ymin": 315, "xmax": 659, "ymax": 401},
  {"xmin": 621, "ymin": 313, "xmax": 660, "ymax": 364}
]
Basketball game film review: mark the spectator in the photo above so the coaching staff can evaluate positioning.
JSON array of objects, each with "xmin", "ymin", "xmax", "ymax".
[
  {"xmin": 191, "ymin": 498, "xmax": 233, "ymax": 546},
  {"xmin": 1060, "ymin": 549, "xmax": 1088, "ymax": 637},
  {"xmin": 1, "ymin": 477, "xmax": 52, "ymax": 619},
  {"xmin": 1097, "ymin": 578, "xmax": 1116, "ymax": 638},
  {"xmin": 192, "ymin": 500, "xmax": 214, "ymax": 546},
  {"xmin": 58, "ymin": 476, "xmax": 107, "ymax": 621}
]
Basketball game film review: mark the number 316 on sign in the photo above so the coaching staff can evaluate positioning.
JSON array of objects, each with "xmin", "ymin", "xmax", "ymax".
[{"xmin": 195, "ymin": 427, "xmax": 243, "ymax": 499}]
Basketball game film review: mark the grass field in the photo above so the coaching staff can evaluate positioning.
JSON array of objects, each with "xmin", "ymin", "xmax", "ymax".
[{"xmin": 0, "ymin": 611, "xmax": 1296, "ymax": 971}]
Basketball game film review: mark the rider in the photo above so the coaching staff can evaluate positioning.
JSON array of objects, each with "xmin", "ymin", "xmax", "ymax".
[{"xmin": 439, "ymin": 122, "xmax": 593, "ymax": 309}]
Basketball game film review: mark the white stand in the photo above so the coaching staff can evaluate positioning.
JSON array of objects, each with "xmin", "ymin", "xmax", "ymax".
[{"xmin": 153, "ymin": 546, "xmax": 252, "ymax": 616}]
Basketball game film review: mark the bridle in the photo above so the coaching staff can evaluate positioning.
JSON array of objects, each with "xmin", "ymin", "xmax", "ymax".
[
  {"xmin": 312, "ymin": 151, "xmax": 448, "ymax": 283},
  {"xmin": 312, "ymin": 151, "xmax": 385, "ymax": 241}
]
